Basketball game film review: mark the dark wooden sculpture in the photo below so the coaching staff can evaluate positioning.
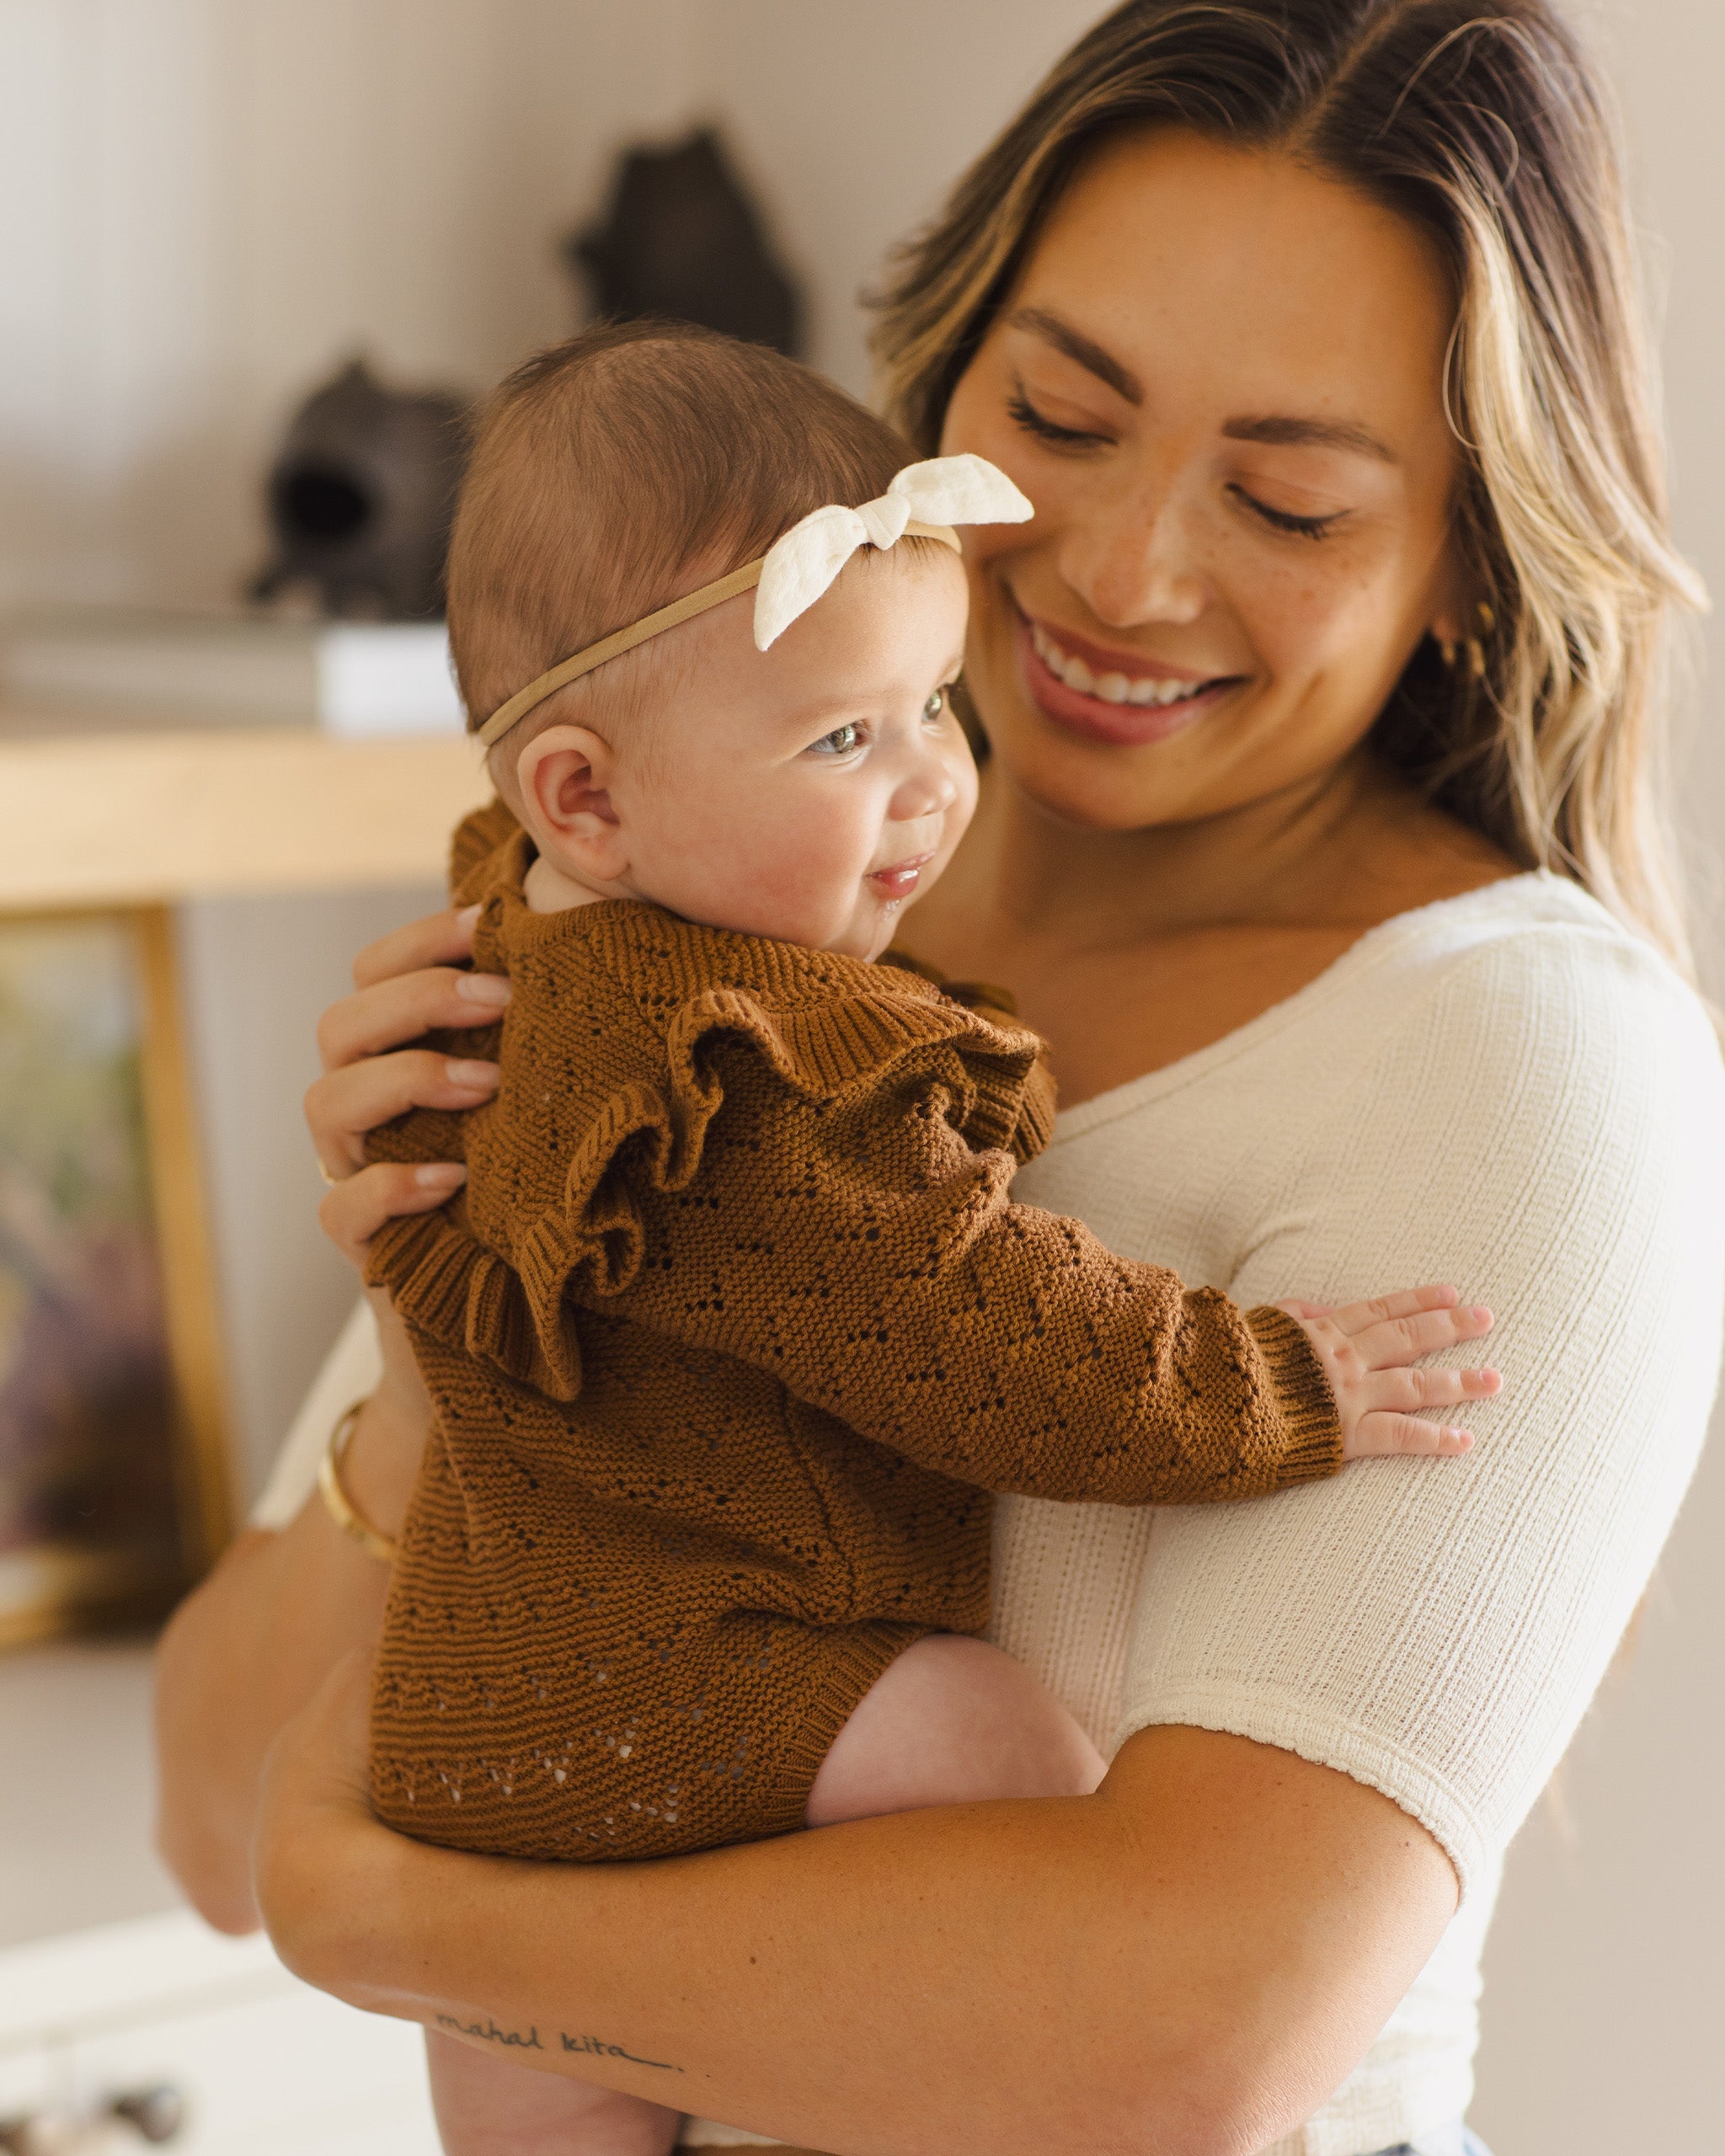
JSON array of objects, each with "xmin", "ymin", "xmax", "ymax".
[
  {"xmin": 566, "ymin": 127, "xmax": 803, "ymax": 357},
  {"xmin": 251, "ymin": 358, "xmax": 467, "ymax": 620}
]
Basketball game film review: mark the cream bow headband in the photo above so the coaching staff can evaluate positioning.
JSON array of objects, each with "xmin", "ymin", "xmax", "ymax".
[{"xmin": 476, "ymin": 453, "xmax": 1033, "ymax": 750}]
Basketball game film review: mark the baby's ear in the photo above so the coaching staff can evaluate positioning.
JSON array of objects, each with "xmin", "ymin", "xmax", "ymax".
[{"xmin": 515, "ymin": 723, "xmax": 629, "ymax": 881}]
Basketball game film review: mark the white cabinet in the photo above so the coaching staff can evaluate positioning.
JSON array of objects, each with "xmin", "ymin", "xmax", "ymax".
[{"xmin": 0, "ymin": 1911, "xmax": 440, "ymax": 2154}]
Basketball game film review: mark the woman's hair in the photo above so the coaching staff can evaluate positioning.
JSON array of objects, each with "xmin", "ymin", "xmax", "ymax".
[
  {"xmin": 873, "ymin": 0, "xmax": 1705, "ymax": 964},
  {"xmin": 448, "ymin": 320, "xmax": 921, "ymax": 740}
]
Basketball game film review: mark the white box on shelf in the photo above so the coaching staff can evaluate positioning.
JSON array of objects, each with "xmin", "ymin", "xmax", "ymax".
[{"xmin": 0, "ymin": 611, "xmax": 466, "ymax": 739}]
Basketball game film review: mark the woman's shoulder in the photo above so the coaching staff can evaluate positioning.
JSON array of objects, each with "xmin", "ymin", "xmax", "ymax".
[{"xmin": 1332, "ymin": 870, "xmax": 1720, "ymax": 1091}]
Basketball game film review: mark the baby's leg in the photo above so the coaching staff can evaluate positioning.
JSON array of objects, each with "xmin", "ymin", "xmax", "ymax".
[
  {"xmin": 805, "ymin": 1632, "xmax": 1105, "ymax": 1827},
  {"xmin": 425, "ymin": 2027, "xmax": 678, "ymax": 2156}
]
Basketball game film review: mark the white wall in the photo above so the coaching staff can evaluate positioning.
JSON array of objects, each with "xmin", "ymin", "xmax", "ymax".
[
  {"xmin": 1470, "ymin": 7, "xmax": 1725, "ymax": 2153},
  {"xmin": 0, "ymin": 0, "xmax": 703, "ymax": 611},
  {"xmin": 1, "ymin": 4, "xmax": 1720, "ymax": 2151}
]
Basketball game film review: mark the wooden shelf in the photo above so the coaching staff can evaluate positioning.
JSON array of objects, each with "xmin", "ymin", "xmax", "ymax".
[{"xmin": 0, "ymin": 711, "xmax": 491, "ymax": 909}]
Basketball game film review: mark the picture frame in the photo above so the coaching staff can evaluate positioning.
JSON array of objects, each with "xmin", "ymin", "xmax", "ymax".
[{"xmin": 0, "ymin": 905, "xmax": 232, "ymax": 1650}]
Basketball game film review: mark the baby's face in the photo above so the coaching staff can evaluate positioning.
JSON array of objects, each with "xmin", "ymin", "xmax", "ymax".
[{"xmin": 527, "ymin": 547, "xmax": 978, "ymax": 961}]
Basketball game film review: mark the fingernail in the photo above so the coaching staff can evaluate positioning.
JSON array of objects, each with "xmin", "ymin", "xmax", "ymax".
[
  {"xmin": 455, "ymin": 904, "xmax": 482, "ymax": 930},
  {"xmin": 446, "ymin": 1058, "xmax": 499, "ymax": 1090},
  {"xmin": 414, "ymin": 1163, "xmax": 466, "ymax": 1188},
  {"xmin": 1470, "ymin": 1305, "xmax": 1492, "ymax": 1326},
  {"xmin": 456, "ymin": 971, "xmax": 511, "ymax": 1006}
]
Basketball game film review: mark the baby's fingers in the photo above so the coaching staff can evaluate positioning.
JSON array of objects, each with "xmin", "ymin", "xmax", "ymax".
[
  {"xmin": 1349, "ymin": 1301, "xmax": 1493, "ymax": 1371},
  {"xmin": 1324, "ymin": 1283, "xmax": 1460, "ymax": 1334},
  {"xmin": 1349, "ymin": 1414, "xmax": 1476, "ymax": 1460},
  {"xmin": 1360, "ymin": 1364, "xmax": 1502, "ymax": 1416}
]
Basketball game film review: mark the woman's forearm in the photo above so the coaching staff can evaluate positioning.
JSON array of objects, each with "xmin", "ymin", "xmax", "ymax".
[
  {"xmin": 152, "ymin": 1393, "xmax": 419, "ymax": 1931},
  {"xmin": 262, "ymin": 1703, "xmax": 1456, "ymax": 2156},
  {"xmin": 153, "ymin": 1513, "xmax": 389, "ymax": 1931}
]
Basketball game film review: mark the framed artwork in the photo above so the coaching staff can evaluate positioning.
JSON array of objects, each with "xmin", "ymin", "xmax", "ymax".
[{"xmin": 0, "ymin": 907, "xmax": 232, "ymax": 1649}]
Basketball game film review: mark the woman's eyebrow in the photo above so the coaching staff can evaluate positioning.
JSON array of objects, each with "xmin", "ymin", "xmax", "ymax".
[
  {"xmin": 1005, "ymin": 309, "xmax": 1397, "ymax": 464},
  {"xmin": 1004, "ymin": 307, "xmax": 1142, "ymax": 404},
  {"xmin": 1222, "ymin": 414, "xmax": 1397, "ymax": 463}
]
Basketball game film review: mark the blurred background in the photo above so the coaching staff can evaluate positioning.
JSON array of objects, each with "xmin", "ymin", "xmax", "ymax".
[{"xmin": 0, "ymin": 5, "xmax": 1718, "ymax": 2153}]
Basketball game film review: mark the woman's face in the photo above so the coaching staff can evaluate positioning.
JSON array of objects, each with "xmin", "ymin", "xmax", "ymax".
[{"xmin": 942, "ymin": 127, "xmax": 1466, "ymax": 832}]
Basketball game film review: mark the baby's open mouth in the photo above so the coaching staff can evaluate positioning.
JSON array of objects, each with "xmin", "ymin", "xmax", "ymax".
[{"xmin": 868, "ymin": 852, "xmax": 934, "ymax": 901}]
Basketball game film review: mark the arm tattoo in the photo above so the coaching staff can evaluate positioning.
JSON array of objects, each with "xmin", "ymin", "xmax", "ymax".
[{"xmin": 436, "ymin": 2013, "xmax": 683, "ymax": 2072}]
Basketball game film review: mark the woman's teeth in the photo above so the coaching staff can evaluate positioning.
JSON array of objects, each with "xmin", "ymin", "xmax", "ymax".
[{"xmin": 1030, "ymin": 621, "xmax": 1210, "ymax": 707}]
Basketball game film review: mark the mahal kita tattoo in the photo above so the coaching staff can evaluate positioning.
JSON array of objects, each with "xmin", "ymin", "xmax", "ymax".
[{"xmin": 437, "ymin": 2014, "xmax": 682, "ymax": 2072}]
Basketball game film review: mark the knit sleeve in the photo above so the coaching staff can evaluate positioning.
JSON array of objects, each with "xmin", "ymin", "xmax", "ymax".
[
  {"xmin": 366, "ymin": 945, "xmax": 1339, "ymax": 1502},
  {"xmin": 634, "ymin": 1061, "xmax": 1338, "ymax": 1503}
]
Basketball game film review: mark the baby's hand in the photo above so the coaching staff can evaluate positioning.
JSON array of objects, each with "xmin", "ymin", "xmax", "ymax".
[{"xmin": 1275, "ymin": 1284, "xmax": 1500, "ymax": 1460}]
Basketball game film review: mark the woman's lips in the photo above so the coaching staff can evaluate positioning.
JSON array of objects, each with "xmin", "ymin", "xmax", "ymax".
[
  {"xmin": 868, "ymin": 851, "xmax": 934, "ymax": 901},
  {"xmin": 1015, "ymin": 612, "xmax": 1242, "ymax": 747}
]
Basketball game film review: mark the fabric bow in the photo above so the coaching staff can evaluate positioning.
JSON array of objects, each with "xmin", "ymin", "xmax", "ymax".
[{"xmin": 753, "ymin": 454, "xmax": 1033, "ymax": 650}]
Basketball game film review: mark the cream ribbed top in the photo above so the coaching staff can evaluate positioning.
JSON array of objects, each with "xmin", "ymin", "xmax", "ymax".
[{"xmin": 256, "ymin": 872, "xmax": 1725, "ymax": 2156}]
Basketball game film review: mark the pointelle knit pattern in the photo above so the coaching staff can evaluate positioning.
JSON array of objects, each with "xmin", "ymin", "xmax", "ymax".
[{"xmin": 361, "ymin": 803, "xmax": 1340, "ymax": 1862}]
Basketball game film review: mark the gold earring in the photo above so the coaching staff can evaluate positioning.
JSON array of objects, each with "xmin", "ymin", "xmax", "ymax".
[
  {"xmin": 1438, "ymin": 636, "xmax": 1458, "ymax": 668},
  {"xmin": 1466, "ymin": 638, "xmax": 1487, "ymax": 678},
  {"xmin": 1477, "ymin": 600, "xmax": 1496, "ymax": 635}
]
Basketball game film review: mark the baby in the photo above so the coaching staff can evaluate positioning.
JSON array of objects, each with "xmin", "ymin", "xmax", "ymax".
[{"xmin": 360, "ymin": 322, "xmax": 1498, "ymax": 2156}]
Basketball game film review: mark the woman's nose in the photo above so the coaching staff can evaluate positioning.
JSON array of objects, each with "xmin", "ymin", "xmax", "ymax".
[{"xmin": 1060, "ymin": 475, "xmax": 1210, "ymax": 629}]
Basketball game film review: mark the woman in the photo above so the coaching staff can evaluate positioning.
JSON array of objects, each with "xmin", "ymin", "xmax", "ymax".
[{"xmin": 155, "ymin": 4, "xmax": 1722, "ymax": 2153}]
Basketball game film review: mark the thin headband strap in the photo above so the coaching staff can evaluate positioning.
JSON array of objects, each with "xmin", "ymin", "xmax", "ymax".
[
  {"xmin": 476, "ymin": 558, "xmax": 762, "ymax": 750},
  {"xmin": 475, "ymin": 519, "xmax": 960, "ymax": 750}
]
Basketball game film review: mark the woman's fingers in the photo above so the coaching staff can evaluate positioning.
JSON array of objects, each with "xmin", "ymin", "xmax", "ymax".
[
  {"xmin": 319, "ymin": 1161, "xmax": 466, "ymax": 1265},
  {"xmin": 316, "ymin": 965, "xmax": 510, "ymax": 1077},
  {"xmin": 1346, "ymin": 1301, "xmax": 1493, "ymax": 1371},
  {"xmin": 306, "ymin": 1048, "xmax": 498, "ymax": 1178},
  {"xmin": 1348, "ymin": 1415, "xmax": 1476, "ymax": 1460},
  {"xmin": 350, "ymin": 905, "xmax": 480, "ymax": 992}
]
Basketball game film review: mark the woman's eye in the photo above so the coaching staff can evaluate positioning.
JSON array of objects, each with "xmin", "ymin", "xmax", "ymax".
[
  {"xmin": 1231, "ymin": 486, "xmax": 1348, "ymax": 542},
  {"xmin": 1006, "ymin": 389, "xmax": 1109, "ymax": 452},
  {"xmin": 809, "ymin": 722, "xmax": 862, "ymax": 757}
]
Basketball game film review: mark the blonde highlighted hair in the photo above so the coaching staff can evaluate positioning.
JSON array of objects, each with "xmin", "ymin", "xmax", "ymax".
[{"xmin": 873, "ymin": 0, "xmax": 1705, "ymax": 965}]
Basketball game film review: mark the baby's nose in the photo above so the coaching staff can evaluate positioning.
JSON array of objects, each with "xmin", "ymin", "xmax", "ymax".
[{"xmin": 891, "ymin": 759, "xmax": 959, "ymax": 822}]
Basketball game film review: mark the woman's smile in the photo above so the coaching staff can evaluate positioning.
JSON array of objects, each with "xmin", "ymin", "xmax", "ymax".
[{"xmin": 1015, "ymin": 606, "xmax": 1245, "ymax": 748}]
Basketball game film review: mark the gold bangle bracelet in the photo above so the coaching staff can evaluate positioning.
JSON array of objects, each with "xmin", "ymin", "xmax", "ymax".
[{"xmin": 317, "ymin": 1400, "xmax": 400, "ymax": 1563}]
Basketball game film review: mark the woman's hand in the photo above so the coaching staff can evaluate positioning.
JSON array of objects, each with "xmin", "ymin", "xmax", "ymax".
[
  {"xmin": 253, "ymin": 1649, "xmax": 398, "ymax": 2003},
  {"xmin": 1278, "ymin": 1283, "xmax": 1502, "ymax": 1458},
  {"xmin": 307, "ymin": 904, "xmax": 510, "ymax": 1265}
]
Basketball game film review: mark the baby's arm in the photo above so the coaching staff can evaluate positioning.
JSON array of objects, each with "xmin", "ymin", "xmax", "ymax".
[{"xmin": 608, "ymin": 1054, "xmax": 1494, "ymax": 1505}]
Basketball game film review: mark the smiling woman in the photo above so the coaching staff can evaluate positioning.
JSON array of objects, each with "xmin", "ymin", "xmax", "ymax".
[{"xmin": 158, "ymin": 8, "xmax": 1723, "ymax": 2156}]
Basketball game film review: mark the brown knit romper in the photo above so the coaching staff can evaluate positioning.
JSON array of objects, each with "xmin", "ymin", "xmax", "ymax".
[{"xmin": 363, "ymin": 804, "xmax": 1341, "ymax": 1864}]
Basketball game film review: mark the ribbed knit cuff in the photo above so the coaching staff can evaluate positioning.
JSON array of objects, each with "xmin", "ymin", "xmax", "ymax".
[
  {"xmin": 770, "ymin": 1621, "xmax": 930, "ymax": 1833},
  {"xmin": 1244, "ymin": 1304, "xmax": 1344, "ymax": 1486}
]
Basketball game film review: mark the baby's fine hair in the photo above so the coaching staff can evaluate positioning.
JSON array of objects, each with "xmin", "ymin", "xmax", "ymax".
[{"xmin": 447, "ymin": 321, "xmax": 925, "ymax": 737}]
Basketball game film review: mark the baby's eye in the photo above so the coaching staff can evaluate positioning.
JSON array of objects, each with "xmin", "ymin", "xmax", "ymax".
[
  {"xmin": 809, "ymin": 721, "xmax": 862, "ymax": 757},
  {"xmin": 923, "ymin": 690, "xmax": 947, "ymax": 722}
]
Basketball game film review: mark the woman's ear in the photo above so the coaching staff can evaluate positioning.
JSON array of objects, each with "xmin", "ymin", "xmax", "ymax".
[
  {"xmin": 1427, "ymin": 542, "xmax": 1477, "ymax": 662},
  {"xmin": 514, "ymin": 724, "xmax": 632, "ymax": 885}
]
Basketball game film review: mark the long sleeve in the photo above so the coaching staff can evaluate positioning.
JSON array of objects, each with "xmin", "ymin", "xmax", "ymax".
[
  {"xmin": 582, "ymin": 1038, "xmax": 1340, "ymax": 1505},
  {"xmin": 364, "ymin": 885, "xmax": 1342, "ymax": 1516}
]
